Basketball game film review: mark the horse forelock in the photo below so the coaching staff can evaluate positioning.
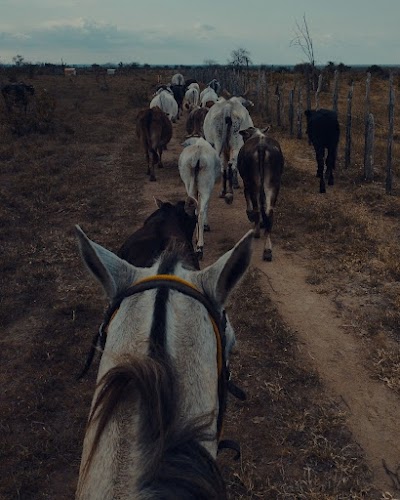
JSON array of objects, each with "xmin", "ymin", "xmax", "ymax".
[
  {"xmin": 79, "ymin": 354, "xmax": 225, "ymax": 499},
  {"xmin": 79, "ymin": 355, "xmax": 177, "ymax": 493}
]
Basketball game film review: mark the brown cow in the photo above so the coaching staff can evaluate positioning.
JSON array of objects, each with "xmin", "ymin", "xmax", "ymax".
[
  {"xmin": 118, "ymin": 198, "xmax": 199, "ymax": 270},
  {"xmin": 185, "ymin": 106, "xmax": 209, "ymax": 137},
  {"xmin": 136, "ymin": 107, "xmax": 172, "ymax": 181},
  {"xmin": 238, "ymin": 126, "xmax": 284, "ymax": 261}
]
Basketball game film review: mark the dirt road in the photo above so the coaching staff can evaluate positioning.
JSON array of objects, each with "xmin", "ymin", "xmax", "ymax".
[{"xmin": 138, "ymin": 117, "xmax": 400, "ymax": 496}]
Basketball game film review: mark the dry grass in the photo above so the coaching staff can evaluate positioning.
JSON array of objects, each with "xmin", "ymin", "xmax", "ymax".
[
  {"xmin": 220, "ymin": 270, "xmax": 375, "ymax": 499},
  {"xmin": 0, "ymin": 68, "xmax": 398, "ymax": 499}
]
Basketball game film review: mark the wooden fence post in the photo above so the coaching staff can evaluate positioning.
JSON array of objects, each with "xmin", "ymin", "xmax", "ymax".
[
  {"xmin": 265, "ymin": 74, "xmax": 269, "ymax": 119},
  {"xmin": 256, "ymin": 68, "xmax": 262, "ymax": 109},
  {"xmin": 332, "ymin": 69, "xmax": 339, "ymax": 113},
  {"xmin": 344, "ymin": 81, "xmax": 354, "ymax": 169},
  {"xmin": 363, "ymin": 72, "xmax": 371, "ymax": 170},
  {"xmin": 386, "ymin": 73, "xmax": 395, "ymax": 194},
  {"xmin": 289, "ymin": 89, "xmax": 294, "ymax": 136},
  {"xmin": 315, "ymin": 74, "xmax": 323, "ymax": 110},
  {"xmin": 364, "ymin": 113, "xmax": 375, "ymax": 181},
  {"xmin": 306, "ymin": 75, "xmax": 311, "ymax": 110},
  {"xmin": 297, "ymin": 86, "xmax": 303, "ymax": 139},
  {"xmin": 275, "ymin": 83, "xmax": 281, "ymax": 127}
]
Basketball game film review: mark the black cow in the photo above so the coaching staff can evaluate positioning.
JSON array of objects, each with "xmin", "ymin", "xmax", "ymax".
[
  {"xmin": 169, "ymin": 84, "xmax": 186, "ymax": 119},
  {"xmin": 184, "ymin": 78, "xmax": 198, "ymax": 91},
  {"xmin": 118, "ymin": 199, "xmax": 199, "ymax": 270},
  {"xmin": 304, "ymin": 109, "xmax": 340, "ymax": 193},
  {"xmin": 1, "ymin": 82, "xmax": 35, "ymax": 114}
]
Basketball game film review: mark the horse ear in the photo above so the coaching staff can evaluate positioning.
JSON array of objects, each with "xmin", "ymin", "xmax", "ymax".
[
  {"xmin": 197, "ymin": 230, "xmax": 253, "ymax": 305},
  {"xmin": 75, "ymin": 225, "xmax": 136, "ymax": 300}
]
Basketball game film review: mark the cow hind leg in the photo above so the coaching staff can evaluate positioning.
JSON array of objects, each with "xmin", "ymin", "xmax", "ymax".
[
  {"xmin": 326, "ymin": 147, "xmax": 336, "ymax": 186},
  {"xmin": 232, "ymin": 169, "xmax": 240, "ymax": 189},
  {"xmin": 149, "ymin": 149, "xmax": 158, "ymax": 181},
  {"xmin": 225, "ymin": 164, "xmax": 234, "ymax": 205},
  {"xmin": 195, "ymin": 194, "xmax": 205, "ymax": 259},
  {"xmin": 261, "ymin": 186, "xmax": 278, "ymax": 261},
  {"xmin": 219, "ymin": 169, "xmax": 227, "ymax": 199},
  {"xmin": 262, "ymin": 210, "xmax": 274, "ymax": 261},
  {"xmin": 145, "ymin": 150, "xmax": 150, "ymax": 176},
  {"xmin": 315, "ymin": 147, "xmax": 326, "ymax": 193},
  {"xmin": 249, "ymin": 191, "xmax": 260, "ymax": 238},
  {"xmin": 243, "ymin": 187, "xmax": 256, "ymax": 222},
  {"xmin": 201, "ymin": 195, "xmax": 211, "ymax": 232},
  {"xmin": 158, "ymin": 147, "xmax": 164, "ymax": 168}
]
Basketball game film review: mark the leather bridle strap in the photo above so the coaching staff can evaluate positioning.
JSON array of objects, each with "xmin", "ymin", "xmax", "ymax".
[{"xmin": 78, "ymin": 275, "xmax": 226, "ymax": 379}]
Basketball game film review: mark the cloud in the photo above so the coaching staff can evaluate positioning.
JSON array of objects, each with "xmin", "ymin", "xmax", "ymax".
[{"xmin": 0, "ymin": 18, "xmax": 231, "ymax": 64}]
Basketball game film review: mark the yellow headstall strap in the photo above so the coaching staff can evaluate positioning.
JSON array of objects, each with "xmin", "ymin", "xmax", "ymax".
[{"xmin": 132, "ymin": 274, "xmax": 223, "ymax": 375}]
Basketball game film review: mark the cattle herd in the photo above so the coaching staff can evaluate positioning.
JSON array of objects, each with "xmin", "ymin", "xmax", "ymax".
[
  {"xmin": 3, "ymin": 69, "xmax": 338, "ymax": 497},
  {"xmin": 0, "ymin": 77, "xmax": 340, "ymax": 259},
  {"xmin": 137, "ymin": 72, "xmax": 340, "ymax": 262}
]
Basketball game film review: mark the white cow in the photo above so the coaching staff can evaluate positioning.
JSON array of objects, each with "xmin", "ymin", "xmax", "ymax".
[
  {"xmin": 203, "ymin": 96, "xmax": 254, "ymax": 204},
  {"xmin": 64, "ymin": 67, "xmax": 77, "ymax": 76},
  {"xmin": 178, "ymin": 137, "xmax": 220, "ymax": 258},
  {"xmin": 171, "ymin": 73, "xmax": 185, "ymax": 86},
  {"xmin": 183, "ymin": 87, "xmax": 200, "ymax": 112},
  {"xmin": 187, "ymin": 82, "xmax": 200, "ymax": 93},
  {"xmin": 150, "ymin": 88, "xmax": 178, "ymax": 122},
  {"xmin": 200, "ymin": 87, "xmax": 219, "ymax": 108}
]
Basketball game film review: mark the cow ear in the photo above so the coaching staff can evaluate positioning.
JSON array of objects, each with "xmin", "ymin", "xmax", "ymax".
[{"xmin": 240, "ymin": 127, "xmax": 255, "ymax": 142}]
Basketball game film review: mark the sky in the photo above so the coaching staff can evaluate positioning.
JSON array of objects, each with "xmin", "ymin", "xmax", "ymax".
[{"xmin": 1, "ymin": 0, "xmax": 399, "ymax": 66}]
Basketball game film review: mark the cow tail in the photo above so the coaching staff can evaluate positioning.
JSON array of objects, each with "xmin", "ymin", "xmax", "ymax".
[
  {"xmin": 258, "ymin": 145, "xmax": 268, "ymax": 228},
  {"xmin": 189, "ymin": 155, "xmax": 200, "ymax": 199},
  {"xmin": 218, "ymin": 108, "xmax": 231, "ymax": 157},
  {"xmin": 146, "ymin": 109, "xmax": 158, "ymax": 163},
  {"xmin": 224, "ymin": 115, "xmax": 232, "ymax": 156}
]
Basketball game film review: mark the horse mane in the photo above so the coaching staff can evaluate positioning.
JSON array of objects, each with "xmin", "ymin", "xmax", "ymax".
[
  {"xmin": 158, "ymin": 238, "xmax": 200, "ymax": 271},
  {"xmin": 79, "ymin": 354, "xmax": 226, "ymax": 499}
]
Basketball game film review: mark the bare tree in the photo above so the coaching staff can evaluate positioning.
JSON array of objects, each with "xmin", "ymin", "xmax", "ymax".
[
  {"xmin": 228, "ymin": 48, "xmax": 252, "ymax": 69},
  {"xmin": 228, "ymin": 47, "xmax": 252, "ymax": 94},
  {"xmin": 12, "ymin": 54, "xmax": 25, "ymax": 67},
  {"xmin": 290, "ymin": 15, "xmax": 317, "ymax": 91}
]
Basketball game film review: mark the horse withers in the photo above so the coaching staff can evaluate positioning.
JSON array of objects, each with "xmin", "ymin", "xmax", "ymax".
[{"xmin": 75, "ymin": 221, "xmax": 253, "ymax": 499}]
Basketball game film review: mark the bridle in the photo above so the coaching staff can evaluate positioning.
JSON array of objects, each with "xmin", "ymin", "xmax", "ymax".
[{"xmin": 78, "ymin": 274, "xmax": 241, "ymax": 446}]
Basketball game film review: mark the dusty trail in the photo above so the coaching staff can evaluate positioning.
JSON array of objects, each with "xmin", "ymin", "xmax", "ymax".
[{"xmin": 135, "ymin": 118, "xmax": 400, "ymax": 495}]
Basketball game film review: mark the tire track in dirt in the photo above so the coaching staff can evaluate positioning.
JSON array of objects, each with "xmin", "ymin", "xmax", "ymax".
[{"xmin": 133, "ymin": 118, "xmax": 400, "ymax": 495}]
